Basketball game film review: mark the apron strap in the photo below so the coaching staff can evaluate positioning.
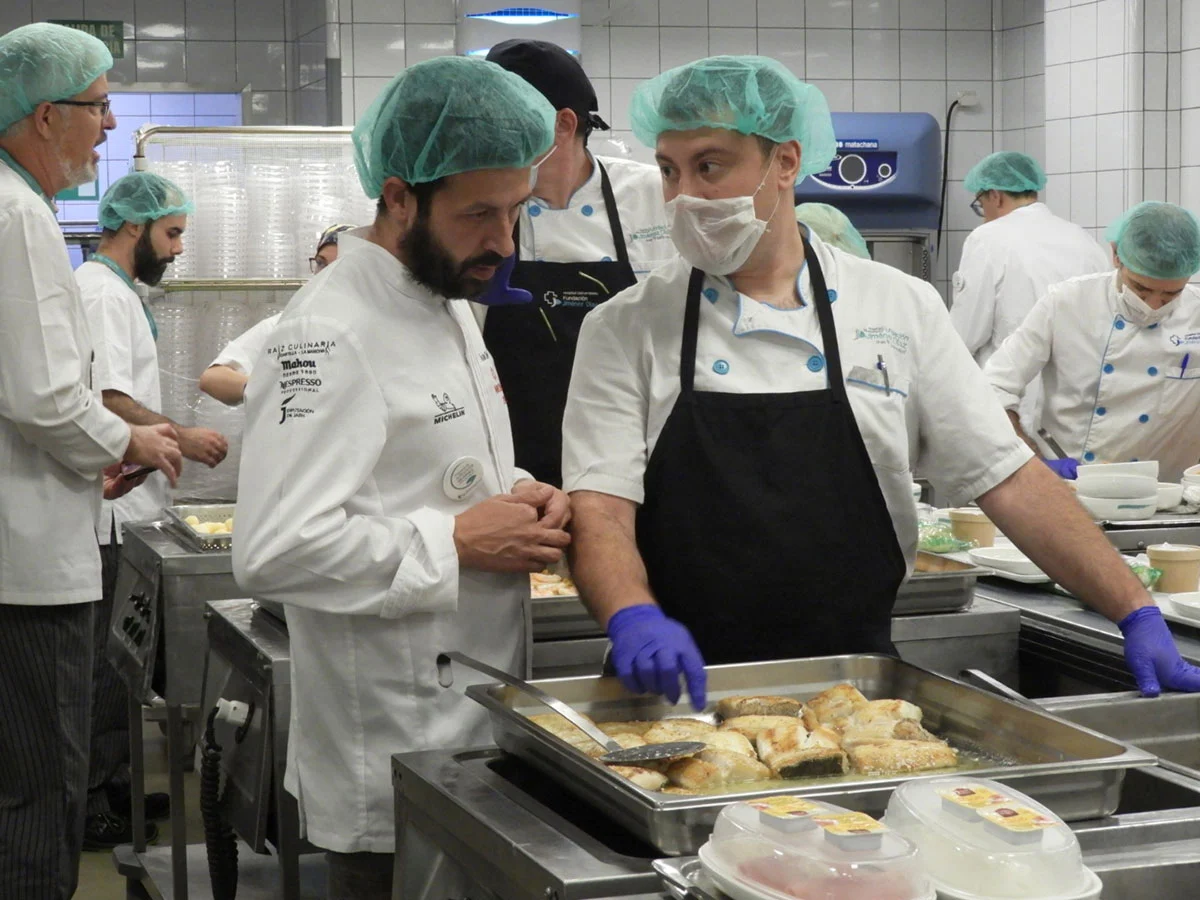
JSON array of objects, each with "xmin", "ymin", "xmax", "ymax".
[
  {"xmin": 802, "ymin": 237, "xmax": 849, "ymax": 403},
  {"xmin": 513, "ymin": 159, "xmax": 631, "ymax": 268},
  {"xmin": 680, "ymin": 267, "xmax": 706, "ymax": 394}
]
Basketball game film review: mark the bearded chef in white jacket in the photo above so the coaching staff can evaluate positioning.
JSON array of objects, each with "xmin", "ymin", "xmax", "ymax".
[
  {"xmin": 985, "ymin": 201, "xmax": 1200, "ymax": 482},
  {"xmin": 233, "ymin": 57, "xmax": 569, "ymax": 899}
]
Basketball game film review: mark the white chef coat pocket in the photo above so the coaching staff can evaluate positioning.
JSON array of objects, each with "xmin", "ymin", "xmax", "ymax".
[
  {"xmin": 845, "ymin": 367, "xmax": 911, "ymax": 474},
  {"xmin": 1158, "ymin": 367, "xmax": 1200, "ymax": 421}
]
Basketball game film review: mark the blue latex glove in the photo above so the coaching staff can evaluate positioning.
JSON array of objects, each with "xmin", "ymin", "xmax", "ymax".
[
  {"xmin": 607, "ymin": 605, "xmax": 707, "ymax": 710},
  {"xmin": 475, "ymin": 252, "xmax": 532, "ymax": 306},
  {"xmin": 1118, "ymin": 606, "xmax": 1200, "ymax": 697},
  {"xmin": 1043, "ymin": 458, "xmax": 1079, "ymax": 479}
]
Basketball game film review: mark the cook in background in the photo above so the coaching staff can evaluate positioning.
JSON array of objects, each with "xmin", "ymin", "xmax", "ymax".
[
  {"xmin": 233, "ymin": 57, "xmax": 570, "ymax": 900},
  {"xmin": 479, "ymin": 39, "xmax": 674, "ymax": 487},
  {"xmin": 950, "ymin": 151, "xmax": 1111, "ymax": 469},
  {"xmin": 198, "ymin": 223, "xmax": 355, "ymax": 406},
  {"xmin": 76, "ymin": 170, "xmax": 228, "ymax": 851},
  {"xmin": 0, "ymin": 24, "xmax": 182, "ymax": 900},
  {"xmin": 561, "ymin": 55, "xmax": 1200, "ymax": 712},
  {"xmin": 985, "ymin": 201, "xmax": 1200, "ymax": 483},
  {"xmin": 794, "ymin": 201, "xmax": 871, "ymax": 259}
]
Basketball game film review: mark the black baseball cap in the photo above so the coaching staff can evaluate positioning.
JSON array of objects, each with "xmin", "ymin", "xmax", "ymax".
[{"xmin": 486, "ymin": 39, "xmax": 610, "ymax": 133}]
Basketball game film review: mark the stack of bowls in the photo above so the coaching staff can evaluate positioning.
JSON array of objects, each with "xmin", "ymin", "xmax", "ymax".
[
  {"xmin": 1182, "ymin": 464, "xmax": 1200, "ymax": 490},
  {"xmin": 1075, "ymin": 461, "xmax": 1159, "ymax": 521}
]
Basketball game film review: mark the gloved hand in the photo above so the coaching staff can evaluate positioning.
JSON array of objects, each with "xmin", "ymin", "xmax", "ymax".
[
  {"xmin": 606, "ymin": 604, "xmax": 707, "ymax": 710},
  {"xmin": 1043, "ymin": 457, "xmax": 1079, "ymax": 479},
  {"xmin": 475, "ymin": 252, "xmax": 532, "ymax": 306},
  {"xmin": 1118, "ymin": 606, "xmax": 1200, "ymax": 697}
]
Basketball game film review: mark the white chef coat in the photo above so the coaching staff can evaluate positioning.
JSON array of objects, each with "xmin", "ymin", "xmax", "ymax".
[
  {"xmin": 563, "ymin": 233, "xmax": 1034, "ymax": 568},
  {"xmin": 233, "ymin": 230, "xmax": 529, "ymax": 853},
  {"xmin": 0, "ymin": 155, "xmax": 130, "ymax": 606},
  {"xmin": 951, "ymin": 202, "xmax": 1111, "ymax": 438},
  {"xmin": 77, "ymin": 260, "xmax": 170, "ymax": 544},
  {"xmin": 984, "ymin": 271, "xmax": 1200, "ymax": 482},
  {"xmin": 208, "ymin": 312, "xmax": 280, "ymax": 375}
]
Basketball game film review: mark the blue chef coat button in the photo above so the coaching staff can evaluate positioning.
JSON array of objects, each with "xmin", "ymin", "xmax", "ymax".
[
  {"xmin": 827, "ymin": 289, "xmax": 838, "ymax": 302},
  {"xmin": 703, "ymin": 287, "xmax": 720, "ymax": 303},
  {"xmin": 1103, "ymin": 363, "xmax": 1114, "ymax": 374},
  {"xmin": 1114, "ymin": 319, "xmax": 1125, "ymax": 330},
  {"xmin": 1096, "ymin": 407, "xmax": 1106, "ymax": 416},
  {"xmin": 1149, "ymin": 323, "xmax": 1159, "ymax": 329},
  {"xmin": 581, "ymin": 204, "xmax": 594, "ymax": 216},
  {"xmin": 1148, "ymin": 366, "xmax": 1159, "ymax": 376},
  {"xmin": 529, "ymin": 204, "xmax": 542, "ymax": 217},
  {"xmin": 1139, "ymin": 414, "xmax": 1150, "ymax": 423},
  {"xmin": 807, "ymin": 354, "xmax": 825, "ymax": 373},
  {"xmin": 1084, "ymin": 451, "xmax": 1096, "ymax": 462},
  {"xmin": 713, "ymin": 359, "xmax": 730, "ymax": 375}
]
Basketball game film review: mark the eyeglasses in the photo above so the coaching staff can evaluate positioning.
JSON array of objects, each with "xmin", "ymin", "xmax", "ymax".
[
  {"xmin": 969, "ymin": 193, "xmax": 986, "ymax": 218},
  {"xmin": 54, "ymin": 98, "xmax": 112, "ymax": 117},
  {"xmin": 309, "ymin": 257, "xmax": 327, "ymax": 275}
]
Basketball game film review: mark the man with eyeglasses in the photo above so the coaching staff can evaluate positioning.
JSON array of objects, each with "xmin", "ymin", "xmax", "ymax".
[
  {"xmin": 986, "ymin": 202, "xmax": 1200, "ymax": 483},
  {"xmin": 951, "ymin": 152, "xmax": 1108, "ymax": 461},
  {"xmin": 0, "ymin": 23, "xmax": 182, "ymax": 900}
]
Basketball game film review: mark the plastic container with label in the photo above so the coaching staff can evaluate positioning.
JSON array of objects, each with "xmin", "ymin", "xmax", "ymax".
[
  {"xmin": 883, "ymin": 777, "xmax": 1102, "ymax": 899},
  {"xmin": 699, "ymin": 797, "xmax": 936, "ymax": 900}
]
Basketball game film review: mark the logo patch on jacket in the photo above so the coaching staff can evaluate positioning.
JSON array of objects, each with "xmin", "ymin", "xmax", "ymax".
[{"xmin": 432, "ymin": 393, "xmax": 465, "ymax": 424}]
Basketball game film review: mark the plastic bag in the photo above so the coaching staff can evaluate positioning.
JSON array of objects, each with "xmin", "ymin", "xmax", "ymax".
[
  {"xmin": 918, "ymin": 523, "xmax": 977, "ymax": 554},
  {"xmin": 1128, "ymin": 559, "xmax": 1164, "ymax": 591}
]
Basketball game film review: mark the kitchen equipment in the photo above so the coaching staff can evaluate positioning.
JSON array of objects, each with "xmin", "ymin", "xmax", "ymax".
[
  {"xmin": 949, "ymin": 507, "xmax": 995, "ymax": 547},
  {"xmin": 968, "ymin": 547, "xmax": 1045, "ymax": 578},
  {"xmin": 1146, "ymin": 544, "xmax": 1200, "ymax": 593},
  {"xmin": 1077, "ymin": 494, "xmax": 1158, "ymax": 522},
  {"xmin": 1158, "ymin": 483, "xmax": 1185, "ymax": 510},
  {"xmin": 895, "ymin": 552, "xmax": 984, "ymax": 614},
  {"xmin": 1075, "ymin": 473, "xmax": 1157, "ymax": 499},
  {"xmin": 162, "ymin": 502, "xmax": 236, "ymax": 553},
  {"xmin": 1038, "ymin": 428, "xmax": 1070, "ymax": 460},
  {"xmin": 465, "ymin": 655, "xmax": 1155, "ymax": 854},
  {"xmin": 1078, "ymin": 461, "xmax": 1159, "ymax": 479},
  {"xmin": 437, "ymin": 651, "xmax": 705, "ymax": 765}
]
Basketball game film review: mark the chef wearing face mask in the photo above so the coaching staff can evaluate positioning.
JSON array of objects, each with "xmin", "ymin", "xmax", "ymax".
[
  {"xmin": 985, "ymin": 201, "xmax": 1200, "ymax": 483},
  {"xmin": 562, "ymin": 56, "xmax": 1200, "ymax": 707}
]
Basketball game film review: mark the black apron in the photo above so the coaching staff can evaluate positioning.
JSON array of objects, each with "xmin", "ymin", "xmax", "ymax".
[
  {"xmin": 483, "ymin": 162, "xmax": 638, "ymax": 487},
  {"xmin": 635, "ymin": 240, "xmax": 907, "ymax": 665}
]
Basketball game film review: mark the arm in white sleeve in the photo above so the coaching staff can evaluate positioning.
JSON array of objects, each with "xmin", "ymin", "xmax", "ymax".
[
  {"xmin": 232, "ymin": 315, "xmax": 459, "ymax": 618},
  {"xmin": 80, "ymin": 283, "xmax": 136, "ymax": 396},
  {"xmin": 982, "ymin": 292, "xmax": 1057, "ymax": 412},
  {"xmin": 0, "ymin": 206, "xmax": 129, "ymax": 475},
  {"xmin": 949, "ymin": 234, "xmax": 1000, "ymax": 356}
]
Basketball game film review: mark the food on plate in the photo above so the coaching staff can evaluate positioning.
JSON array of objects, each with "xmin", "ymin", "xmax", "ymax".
[
  {"xmin": 719, "ymin": 715, "xmax": 805, "ymax": 740},
  {"xmin": 596, "ymin": 720, "xmax": 656, "ymax": 737},
  {"xmin": 666, "ymin": 748, "xmax": 772, "ymax": 789},
  {"xmin": 700, "ymin": 729, "xmax": 757, "ymax": 758},
  {"xmin": 739, "ymin": 857, "xmax": 919, "ymax": 900},
  {"xmin": 756, "ymin": 723, "xmax": 848, "ymax": 779},
  {"xmin": 846, "ymin": 739, "xmax": 958, "ymax": 775},
  {"xmin": 715, "ymin": 695, "xmax": 803, "ymax": 718},
  {"xmin": 607, "ymin": 764, "xmax": 668, "ymax": 791},
  {"xmin": 642, "ymin": 718, "xmax": 717, "ymax": 744},
  {"xmin": 529, "ymin": 570, "xmax": 578, "ymax": 598},
  {"xmin": 805, "ymin": 683, "xmax": 869, "ymax": 728}
]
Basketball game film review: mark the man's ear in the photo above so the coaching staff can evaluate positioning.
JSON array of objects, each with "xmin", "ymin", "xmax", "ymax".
[
  {"xmin": 555, "ymin": 108, "xmax": 577, "ymax": 142},
  {"xmin": 380, "ymin": 177, "xmax": 417, "ymax": 227},
  {"xmin": 775, "ymin": 140, "xmax": 802, "ymax": 186}
]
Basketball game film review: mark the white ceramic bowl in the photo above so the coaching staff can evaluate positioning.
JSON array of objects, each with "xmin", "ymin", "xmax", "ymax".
[
  {"xmin": 1077, "ymin": 493, "xmax": 1158, "ymax": 521},
  {"xmin": 1077, "ymin": 461, "xmax": 1160, "ymax": 480},
  {"xmin": 1183, "ymin": 474, "xmax": 1200, "ymax": 489},
  {"xmin": 968, "ymin": 547, "xmax": 1045, "ymax": 577},
  {"xmin": 1184, "ymin": 464, "xmax": 1200, "ymax": 479},
  {"xmin": 1168, "ymin": 593, "xmax": 1200, "ymax": 622},
  {"xmin": 1158, "ymin": 483, "xmax": 1185, "ymax": 510},
  {"xmin": 1075, "ymin": 473, "xmax": 1158, "ymax": 499}
]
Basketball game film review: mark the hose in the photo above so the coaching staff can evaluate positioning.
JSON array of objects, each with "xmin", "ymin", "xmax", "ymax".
[
  {"xmin": 934, "ymin": 98, "xmax": 961, "ymax": 263},
  {"xmin": 201, "ymin": 705, "xmax": 239, "ymax": 900}
]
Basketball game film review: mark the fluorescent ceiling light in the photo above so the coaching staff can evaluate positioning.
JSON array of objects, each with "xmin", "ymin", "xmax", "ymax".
[{"xmin": 466, "ymin": 7, "xmax": 579, "ymax": 25}]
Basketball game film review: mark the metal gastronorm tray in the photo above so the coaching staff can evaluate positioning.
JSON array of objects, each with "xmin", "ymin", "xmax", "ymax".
[
  {"xmin": 894, "ymin": 551, "xmax": 984, "ymax": 614},
  {"xmin": 466, "ymin": 654, "xmax": 1155, "ymax": 855},
  {"xmin": 162, "ymin": 503, "xmax": 235, "ymax": 553}
]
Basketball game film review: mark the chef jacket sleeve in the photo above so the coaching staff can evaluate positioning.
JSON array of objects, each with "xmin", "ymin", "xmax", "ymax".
[
  {"xmin": 911, "ymin": 282, "xmax": 1034, "ymax": 507},
  {"xmin": 210, "ymin": 314, "xmax": 278, "ymax": 374},
  {"xmin": 0, "ymin": 204, "xmax": 130, "ymax": 475},
  {"xmin": 232, "ymin": 315, "xmax": 459, "ymax": 619},
  {"xmin": 561, "ymin": 308, "xmax": 649, "ymax": 503},
  {"xmin": 982, "ymin": 291, "xmax": 1057, "ymax": 412},
  {"xmin": 949, "ymin": 231, "xmax": 1001, "ymax": 357},
  {"xmin": 80, "ymin": 283, "xmax": 136, "ymax": 396}
]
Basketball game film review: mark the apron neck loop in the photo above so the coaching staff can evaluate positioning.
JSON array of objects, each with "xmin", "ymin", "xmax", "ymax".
[
  {"xmin": 91, "ymin": 253, "xmax": 159, "ymax": 342},
  {"xmin": 514, "ymin": 162, "xmax": 630, "ymax": 268}
]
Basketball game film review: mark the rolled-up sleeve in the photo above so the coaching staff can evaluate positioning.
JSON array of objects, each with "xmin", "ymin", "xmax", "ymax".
[
  {"xmin": 983, "ymin": 292, "xmax": 1057, "ymax": 412},
  {"xmin": 0, "ymin": 204, "xmax": 129, "ymax": 475},
  {"xmin": 232, "ymin": 315, "xmax": 459, "ymax": 618}
]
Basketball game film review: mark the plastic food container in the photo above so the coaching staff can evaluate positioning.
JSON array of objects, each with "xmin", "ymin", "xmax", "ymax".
[
  {"xmin": 884, "ymin": 777, "xmax": 1101, "ymax": 900},
  {"xmin": 1076, "ymin": 494, "xmax": 1157, "ymax": 522},
  {"xmin": 699, "ymin": 798, "xmax": 935, "ymax": 900},
  {"xmin": 1147, "ymin": 544, "xmax": 1200, "ymax": 593},
  {"xmin": 1078, "ymin": 460, "xmax": 1159, "ymax": 480},
  {"xmin": 948, "ymin": 508, "xmax": 996, "ymax": 548},
  {"xmin": 1158, "ymin": 482, "xmax": 1184, "ymax": 510}
]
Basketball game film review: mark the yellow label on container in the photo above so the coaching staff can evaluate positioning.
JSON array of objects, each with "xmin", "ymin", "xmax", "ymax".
[
  {"xmin": 937, "ymin": 784, "xmax": 1011, "ymax": 810},
  {"xmin": 812, "ymin": 812, "xmax": 887, "ymax": 836},
  {"xmin": 978, "ymin": 805, "xmax": 1058, "ymax": 832},
  {"xmin": 750, "ymin": 797, "xmax": 826, "ymax": 819}
]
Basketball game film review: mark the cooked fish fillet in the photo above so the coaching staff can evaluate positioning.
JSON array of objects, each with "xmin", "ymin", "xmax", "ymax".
[
  {"xmin": 806, "ymin": 683, "xmax": 869, "ymax": 727},
  {"xmin": 700, "ymin": 729, "xmax": 758, "ymax": 758},
  {"xmin": 667, "ymin": 748, "xmax": 772, "ymax": 789},
  {"xmin": 840, "ymin": 719, "xmax": 940, "ymax": 749},
  {"xmin": 715, "ymin": 695, "xmax": 803, "ymax": 718},
  {"xmin": 642, "ymin": 718, "xmax": 717, "ymax": 744},
  {"xmin": 848, "ymin": 739, "xmax": 958, "ymax": 775},
  {"xmin": 850, "ymin": 699, "xmax": 923, "ymax": 725},
  {"xmin": 719, "ymin": 715, "xmax": 803, "ymax": 740},
  {"xmin": 528, "ymin": 713, "xmax": 604, "ymax": 753},
  {"xmin": 756, "ymin": 723, "xmax": 848, "ymax": 779},
  {"xmin": 597, "ymin": 720, "xmax": 657, "ymax": 737},
  {"xmin": 584, "ymin": 732, "xmax": 647, "ymax": 757},
  {"xmin": 608, "ymin": 765, "xmax": 669, "ymax": 791}
]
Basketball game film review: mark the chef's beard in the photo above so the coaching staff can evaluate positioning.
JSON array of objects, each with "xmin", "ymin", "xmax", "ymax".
[
  {"xmin": 60, "ymin": 155, "xmax": 97, "ymax": 189},
  {"xmin": 400, "ymin": 210, "xmax": 505, "ymax": 301},
  {"xmin": 133, "ymin": 227, "xmax": 174, "ymax": 286}
]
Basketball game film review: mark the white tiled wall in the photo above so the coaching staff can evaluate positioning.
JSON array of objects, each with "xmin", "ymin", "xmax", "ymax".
[
  {"xmin": 1178, "ymin": 0, "xmax": 1200, "ymax": 232},
  {"xmin": 993, "ymin": 0, "xmax": 1044, "ymax": 166}
]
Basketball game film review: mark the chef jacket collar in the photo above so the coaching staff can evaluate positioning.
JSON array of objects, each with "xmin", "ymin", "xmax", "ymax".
[
  {"xmin": 0, "ymin": 147, "xmax": 56, "ymax": 210},
  {"xmin": 727, "ymin": 228, "xmax": 829, "ymax": 340},
  {"xmin": 530, "ymin": 149, "xmax": 596, "ymax": 210}
]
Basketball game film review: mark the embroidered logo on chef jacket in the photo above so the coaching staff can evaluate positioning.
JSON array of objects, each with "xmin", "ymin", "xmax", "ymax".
[
  {"xmin": 1168, "ymin": 332, "xmax": 1200, "ymax": 346},
  {"xmin": 432, "ymin": 392, "xmax": 466, "ymax": 424},
  {"xmin": 278, "ymin": 393, "xmax": 314, "ymax": 424},
  {"xmin": 854, "ymin": 326, "xmax": 911, "ymax": 353},
  {"xmin": 267, "ymin": 338, "xmax": 338, "ymax": 361}
]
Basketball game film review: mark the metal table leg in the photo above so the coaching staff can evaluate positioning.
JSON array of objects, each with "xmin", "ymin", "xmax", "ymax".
[
  {"xmin": 166, "ymin": 702, "xmax": 189, "ymax": 900},
  {"xmin": 129, "ymin": 691, "xmax": 148, "ymax": 855}
]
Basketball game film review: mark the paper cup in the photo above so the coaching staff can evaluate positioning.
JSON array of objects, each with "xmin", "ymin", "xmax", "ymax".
[
  {"xmin": 1147, "ymin": 544, "xmax": 1200, "ymax": 594},
  {"xmin": 949, "ymin": 508, "xmax": 996, "ymax": 548}
]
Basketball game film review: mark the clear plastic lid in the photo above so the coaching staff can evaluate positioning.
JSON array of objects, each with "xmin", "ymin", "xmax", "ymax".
[
  {"xmin": 701, "ymin": 798, "xmax": 935, "ymax": 900},
  {"xmin": 884, "ymin": 777, "xmax": 1094, "ymax": 899}
]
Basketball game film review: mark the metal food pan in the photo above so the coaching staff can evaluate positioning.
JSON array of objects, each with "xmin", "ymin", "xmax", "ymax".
[
  {"xmin": 894, "ymin": 552, "xmax": 983, "ymax": 615},
  {"xmin": 466, "ymin": 655, "xmax": 1155, "ymax": 855},
  {"xmin": 162, "ymin": 503, "xmax": 236, "ymax": 553}
]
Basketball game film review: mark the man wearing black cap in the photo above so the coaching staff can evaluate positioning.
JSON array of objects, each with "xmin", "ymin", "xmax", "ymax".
[{"xmin": 483, "ymin": 39, "xmax": 673, "ymax": 488}]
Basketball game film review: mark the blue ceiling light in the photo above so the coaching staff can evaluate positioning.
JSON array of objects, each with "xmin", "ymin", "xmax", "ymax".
[{"xmin": 466, "ymin": 7, "xmax": 579, "ymax": 25}]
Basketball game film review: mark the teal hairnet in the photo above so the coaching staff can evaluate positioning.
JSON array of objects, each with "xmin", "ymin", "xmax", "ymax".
[
  {"xmin": 1105, "ymin": 201, "xmax": 1200, "ymax": 281},
  {"xmin": 0, "ymin": 23, "xmax": 113, "ymax": 132},
  {"xmin": 795, "ymin": 202, "xmax": 870, "ymax": 259},
  {"xmin": 963, "ymin": 151, "xmax": 1047, "ymax": 195},
  {"xmin": 352, "ymin": 56, "xmax": 556, "ymax": 198},
  {"xmin": 98, "ymin": 171, "xmax": 194, "ymax": 231},
  {"xmin": 629, "ymin": 55, "xmax": 837, "ymax": 180}
]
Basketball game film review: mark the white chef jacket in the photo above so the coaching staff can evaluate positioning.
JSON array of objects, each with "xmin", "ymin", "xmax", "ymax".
[
  {"xmin": 0, "ymin": 156, "xmax": 130, "ymax": 606},
  {"xmin": 233, "ymin": 230, "xmax": 529, "ymax": 853},
  {"xmin": 563, "ymin": 234, "xmax": 1034, "ymax": 568},
  {"xmin": 208, "ymin": 312, "xmax": 280, "ymax": 375},
  {"xmin": 951, "ymin": 202, "xmax": 1111, "ymax": 437},
  {"xmin": 77, "ymin": 260, "xmax": 170, "ymax": 544},
  {"xmin": 984, "ymin": 271, "xmax": 1200, "ymax": 482}
]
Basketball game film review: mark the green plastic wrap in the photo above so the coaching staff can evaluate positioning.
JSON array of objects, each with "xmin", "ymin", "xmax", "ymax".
[{"xmin": 917, "ymin": 523, "xmax": 977, "ymax": 554}]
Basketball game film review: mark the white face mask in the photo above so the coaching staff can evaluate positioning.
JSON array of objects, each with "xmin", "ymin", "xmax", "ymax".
[
  {"xmin": 665, "ymin": 150, "xmax": 783, "ymax": 275},
  {"xmin": 1116, "ymin": 279, "xmax": 1174, "ymax": 326},
  {"xmin": 529, "ymin": 143, "xmax": 558, "ymax": 190}
]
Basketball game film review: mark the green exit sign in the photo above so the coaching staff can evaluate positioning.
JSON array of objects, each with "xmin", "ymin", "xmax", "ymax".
[{"xmin": 48, "ymin": 19, "xmax": 125, "ymax": 59}]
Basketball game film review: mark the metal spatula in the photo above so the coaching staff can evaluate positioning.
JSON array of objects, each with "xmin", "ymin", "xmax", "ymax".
[{"xmin": 436, "ymin": 651, "xmax": 706, "ymax": 765}]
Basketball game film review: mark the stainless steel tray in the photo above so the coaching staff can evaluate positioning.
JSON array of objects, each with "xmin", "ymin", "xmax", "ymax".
[
  {"xmin": 466, "ymin": 655, "xmax": 1155, "ymax": 855},
  {"xmin": 894, "ymin": 552, "xmax": 983, "ymax": 615},
  {"xmin": 161, "ymin": 503, "xmax": 235, "ymax": 553}
]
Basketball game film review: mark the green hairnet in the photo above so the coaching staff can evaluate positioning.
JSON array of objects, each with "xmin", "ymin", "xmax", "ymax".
[
  {"xmin": 98, "ymin": 171, "xmax": 193, "ymax": 231},
  {"xmin": 963, "ymin": 151, "xmax": 1047, "ymax": 195},
  {"xmin": 0, "ymin": 23, "xmax": 113, "ymax": 132},
  {"xmin": 1105, "ymin": 201, "xmax": 1200, "ymax": 281},
  {"xmin": 795, "ymin": 202, "xmax": 870, "ymax": 259},
  {"xmin": 352, "ymin": 56, "xmax": 556, "ymax": 198},
  {"xmin": 629, "ymin": 55, "xmax": 836, "ymax": 180}
]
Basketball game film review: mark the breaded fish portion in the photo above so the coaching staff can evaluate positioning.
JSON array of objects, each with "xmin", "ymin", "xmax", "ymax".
[
  {"xmin": 839, "ymin": 718, "xmax": 940, "ymax": 749},
  {"xmin": 596, "ymin": 720, "xmax": 657, "ymax": 737},
  {"xmin": 608, "ymin": 764, "xmax": 669, "ymax": 791},
  {"xmin": 847, "ymin": 739, "xmax": 958, "ymax": 775},
  {"xmin": 806, "ymin": 683, "xmax": 869, "ymax": 728},
  {"xmin": 850, "ymin": 699, "xmax": 923, "ymax": 725},
  {"xmin": 701, "ymin": 729, "xmax": 758, "ymax": 758},
  {"xmin": 642, "ymin": 718, "xmax": 717, "ymax": 744},
  {"xmin": 584, "ymin": 732, "xmax": 647, "ymax": 756},
  {"xmin": 528, "ymin": 713, "xmax": 603, "ymax": 754},
  {"xmin": 715, "ymin": 695, "xmax": 804, "ymax": 718},
  {"xmin": 667, "ymin": 748, "xmax": 772, "ymax": 789},
  {"xmin": 756, "ymin": 723, "xmax": 848, "ymax": 779},
  {"xmin": 719, "ymin": 715, "xmax": 803, "ymax": 740}
]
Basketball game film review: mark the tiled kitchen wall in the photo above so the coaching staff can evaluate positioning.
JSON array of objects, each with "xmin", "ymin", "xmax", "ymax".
[
  {"xmin": 1179, "ymin": 0, "xmax": 1200, "ymax": 241},
  {"xmin": 994, "ymin": 0, "xmax": 1045, "ymax": 166},
  {"xmin": 292, "ymin": 0, "xmax": 328, "ymax": 125}
]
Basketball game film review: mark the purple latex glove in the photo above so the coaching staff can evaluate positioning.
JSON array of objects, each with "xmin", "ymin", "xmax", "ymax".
[
  {"xmin": 606, "ymin": 604, "xmax": 707, "ymax": 710},
  {"xmin": 1043, "ymin": 457, "xmax": 1079, "ymax": 479},
  {"xmin": 475, "ymin": 251, "xmax": 532, "ymax": 306},
  {"xmin": 1118, "ymin": 606, "xmax": 1200, "ymax": 697}
]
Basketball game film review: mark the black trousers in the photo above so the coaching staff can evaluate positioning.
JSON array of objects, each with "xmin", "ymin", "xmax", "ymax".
[
  {"xmin": 326, "ymin": 851, "xmax": 394, "ymax": 900},
  {"xmin": 88, "ymin": 531, "xmax": 132, "ymax": 815},
  {"xmin": 0, "ymin": 601, "xmax": 94, "ymax": 900}
]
